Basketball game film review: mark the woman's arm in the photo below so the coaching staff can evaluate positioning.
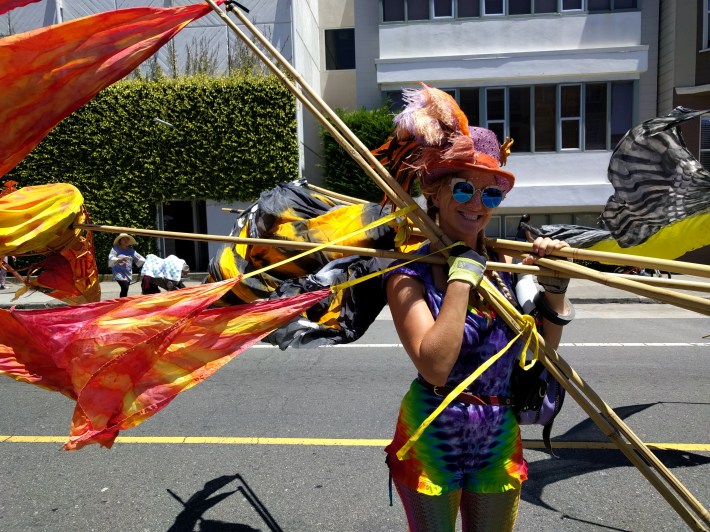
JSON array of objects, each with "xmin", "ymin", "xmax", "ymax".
[
  {"xmin": 522, "ymin": 237, "xmax": 572, "ymax": 350},
  {"xmin": 386, "ymin": 273, "xmax": 472, "ymax": 386},
  {"xmin": 108, "ymin": 247, "xmax": 120, "ymax": 268}
]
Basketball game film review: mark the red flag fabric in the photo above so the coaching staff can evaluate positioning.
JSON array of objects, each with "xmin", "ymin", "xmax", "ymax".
[
  {"xmin": 0, "ymin": 0, "xmax": 40, "ymax": 16},
  {"xmin": 0, "ymin": 279, "xmax": 329, "ymax": 449},
  {"xmin": 0, "ymin": 2, "xmax": 221, "ymax": 177}
]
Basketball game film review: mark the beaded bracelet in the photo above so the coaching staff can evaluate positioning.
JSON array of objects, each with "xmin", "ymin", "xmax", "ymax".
[{"xmin": 533, "ymin": 290, "xmax": 575, "ymax": 326}]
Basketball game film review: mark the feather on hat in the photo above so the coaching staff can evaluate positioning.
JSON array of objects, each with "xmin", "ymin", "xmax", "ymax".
[{"xmin": 373, "ymin": 83, "xmax": 514, "ymax": 201}]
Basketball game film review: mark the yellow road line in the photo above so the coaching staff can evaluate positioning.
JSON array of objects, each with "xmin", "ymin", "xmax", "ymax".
[{"xmin": 1, "ymin": 435, "xmax": 709, "ymax": 451}]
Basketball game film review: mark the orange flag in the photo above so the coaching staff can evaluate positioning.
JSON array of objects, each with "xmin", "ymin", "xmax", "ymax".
[
  {"xmin": 0, "ymin": 0, "xmax": 40, "ymax": 16},
  {"xmin": 0, "ymin": 2, "xmax": 221, "ymax": 177},
  {"xmin": 0, "ymin": 279, "xmax": 329, "ymax": 450}
]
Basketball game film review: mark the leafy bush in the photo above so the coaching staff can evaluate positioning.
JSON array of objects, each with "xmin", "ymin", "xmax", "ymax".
[
  {"xmin": 5, "ymin": 74, "xmax": 298, "ymax": 271},
  {"xmin": 320, "ymin": 104, "xmax": 396, "ymax": 202}
]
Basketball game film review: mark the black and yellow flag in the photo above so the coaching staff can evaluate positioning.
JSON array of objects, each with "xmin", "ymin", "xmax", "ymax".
[{"xmin": 524, "ymin": 107, "xmax": 710, "ymax": 260}]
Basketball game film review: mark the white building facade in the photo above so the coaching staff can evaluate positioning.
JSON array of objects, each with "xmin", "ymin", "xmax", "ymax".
[{"xmin": 348, "ymin": 0, "xmax": 660, "ymax": 237}]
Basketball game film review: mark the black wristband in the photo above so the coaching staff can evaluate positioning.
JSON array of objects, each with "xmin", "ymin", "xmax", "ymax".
[{"xmin": 533, "ymin": 290, "xmax": 575, "ymax": 326}]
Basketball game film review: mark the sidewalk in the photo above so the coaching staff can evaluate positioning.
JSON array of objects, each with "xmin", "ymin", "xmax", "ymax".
[{"xmin": 0, "ymin": 273, "xmax": 707, "ymax": 310}]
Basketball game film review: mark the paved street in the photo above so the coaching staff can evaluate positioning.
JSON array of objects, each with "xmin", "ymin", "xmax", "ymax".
[{"xmin": 0, "ymin": 276, "xmax": 709, "ymax": 531}]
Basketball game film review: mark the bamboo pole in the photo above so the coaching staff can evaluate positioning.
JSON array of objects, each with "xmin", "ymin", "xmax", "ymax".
[
  {"xmin": 480, "ymin": 281, "xmax": 710, "ymax": 530},
  {"xmin": 491, "ymin": 238, "xmax": 710, "ymax": 278},
  {"xmin": 77, "ymin": 222, "xmax": 545, "ymax": 273},
  {"xmin": 305, "ymin": 184, "xmax": 366, "ymax": 205},
  {"xmin": 79, "ymin": 222, "xmax": 710, "ymax": 293},
  {"xmin": 611, "ymin": 274, "xmax": 710, "ymax": 293},
  {"xmin": 205, "ymin": 2, "xmax": 710, "ymax": 527},
  {"xmin": 501, "ymin": 252, "xmax": 710, "ymax": 315},
  {"xmin": 204, "ymin": 0, "xmax": 446, "ymax": 246}
]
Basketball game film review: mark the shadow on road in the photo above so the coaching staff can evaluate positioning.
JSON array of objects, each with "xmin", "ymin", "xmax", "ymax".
[
  {"xmin": 167, "ymin": 474, "xmax": 283, "ymax": 532},
  {"xmin": 523, "ymin": 402, "xmax": 710, "ymax": 528}
]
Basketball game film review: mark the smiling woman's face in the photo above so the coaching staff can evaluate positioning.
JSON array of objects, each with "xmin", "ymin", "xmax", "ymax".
[{"xmin": 433, "ymin": 169, "xmax": 498, "ymax": 247}]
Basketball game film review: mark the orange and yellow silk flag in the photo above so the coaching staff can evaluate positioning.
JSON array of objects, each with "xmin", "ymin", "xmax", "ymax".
[
  {"xmin": 0, "ymin": 0, "xmax": 40, "ymax": 16},
  {"xmin": 0, "ymin": 279, "xmax": 329, "ymax": 450},
  {"xmin": 0, "ymin": 2, "xmax": 221, "ymax": 177}
]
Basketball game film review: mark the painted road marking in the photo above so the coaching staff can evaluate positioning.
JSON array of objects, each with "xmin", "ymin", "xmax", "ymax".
[
  {"xmin": 246, "ymin": 343, "xmax": 710, "ymax": 349},
  {"xmin": 0, "ymin": 435, "xmax": 708, "ymax": 451}
]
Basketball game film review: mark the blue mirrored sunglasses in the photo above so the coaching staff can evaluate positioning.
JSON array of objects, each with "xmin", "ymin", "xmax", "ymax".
[{"xmin": 449, "ymin": 178, "xmax": 505, "ymax": 208}]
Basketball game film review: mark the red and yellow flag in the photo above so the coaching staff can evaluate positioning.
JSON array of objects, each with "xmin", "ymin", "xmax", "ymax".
[
  {"xmin": 0, "ymin": 2, "xmax": 220, "ymax": 177},
  {"xmin": 0, "ymin": 279, "xmax": 329, "ymax": 450},
  {"xmin": 0, "ymin": 0, "xmax": 40, "ymax": 16}
]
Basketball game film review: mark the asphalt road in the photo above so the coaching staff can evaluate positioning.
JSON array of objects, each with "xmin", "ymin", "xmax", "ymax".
[{"xmin": 1, "ymin": 303, "xmax": 708, "ymax": 531}]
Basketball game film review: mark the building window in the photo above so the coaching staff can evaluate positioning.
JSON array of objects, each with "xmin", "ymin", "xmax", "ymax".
[
  {"xmin": 483, "ymin": 0, "xmax": 504, "ymax": 15},
  {"xmin": 509, "ymin": 86, "xmax": 531, "ymax": 151},
  {"xmin": 535, "ymin": 85, "xmax": 557, "ymax": 152},
  {"xmin": 585, "ymin": 83, "xmax": 608, "ymax": 150},
  {"xmin": 459, "ymin": 88, "xmax": 480, "ymax": 125},
  {"xmin": 508, "ymin": 0, "xmax": 532, "ymax": 15},
  {"xmin": 384, "ymin": 82, "xmax": 633, "ymax": 153},
  {"xmin": 535, "ymin": 0, "xmax": 558, "ymax": 13},
  {"xmin": 457, "ymin": 0, "xmax": 481, "ymax": 17},
  {"xmin": 383, "ymin": 0, "xmax": 406, "ymax": 21},
  {"xmin": 408, "ymin": 0, "xmax": 430, "ymax": 20},
  {"xmin": 587, "ymin": 0, "xmax": 611, "ymax": 10},
  {"xmin": 383, "ymin": 0, "xmax": 636, "ymax": 20},
  {"xmin": 610, "ymin": 81, "xmax": 633, "ymax": 146},
  {"xmin": 486, "ymin": 88, "xmax": 506, "ymax": 141},
  {"xmin": 560, "ymin": 84, "xmax": 581, "ymax": 149},
  {"xmin": 700, "ymin": 116, "xmax": 710, "ymax": 169},
  {"xmin": 434, "ymin": 0, "xmax": 454, "ymax": 17},
  {"xmin": 705, "ymin": 0, "xmax": 710, "ymax": 49},
  {"xmin": 562, "ymin": 0, "xmax": 582, "ymax": 10},
  {"xmin": 324, "ymin": 29, "xmax": 355, "ymax": 70},
  {"xmin": 475, "ymin": 81, "xmax": 633, "ymax": 152}
]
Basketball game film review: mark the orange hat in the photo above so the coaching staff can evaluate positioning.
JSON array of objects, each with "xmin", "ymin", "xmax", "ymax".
[{"xmin": 373, "ymin": 83, "xmax": 514, "ymax": 197}]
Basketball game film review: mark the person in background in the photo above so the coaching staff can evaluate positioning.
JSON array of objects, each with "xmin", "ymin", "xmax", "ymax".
[
  {"xmin": 0, "ymin": 256, "xmax": 12, "ymax": 289},
  {"xmin": 375, "ymin": 85, "xmax": 573, "ymax": 531},
  {"xmin": 108, "ymin": 233, "xmax": 145, "ymax": 297},
  {"xmin": 140, "ymin": 254, "xmax": 190, "ymax": 294}
]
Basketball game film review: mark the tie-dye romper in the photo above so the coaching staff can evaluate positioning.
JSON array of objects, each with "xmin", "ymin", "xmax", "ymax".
[{"xmin": 385, "ymin": 245, "xmax": 528, "ymax": 496}]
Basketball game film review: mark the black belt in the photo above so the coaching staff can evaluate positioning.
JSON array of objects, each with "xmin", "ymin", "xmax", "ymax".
[{"xmin": 417, "ymin": 376, "xmax": 513, "ymax": 407}]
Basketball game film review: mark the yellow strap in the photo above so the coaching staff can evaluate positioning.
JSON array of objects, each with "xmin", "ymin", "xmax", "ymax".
[
  {"xmin": 239, "ymin": 203, "xmax": 418, "ymax": 283},
  {"xmin": 479, "ymin": 276, "xmax": 539, "ymax": 369},
  {"xmin": 331, "ymin": 240, "xmax": 461, "ymax": 293}
]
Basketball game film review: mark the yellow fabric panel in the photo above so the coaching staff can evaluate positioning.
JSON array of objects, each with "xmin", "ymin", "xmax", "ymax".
[
  {"xmin": 0, "ymin": 183, "xmax": 83, "ymax": 256},
  {"xmin": 588, "ymin": 212, "xmax": 710, "ymax": 261},
  {"xmin": 314, "ymin": 289, "xmax": 344, "ymax": 329}
]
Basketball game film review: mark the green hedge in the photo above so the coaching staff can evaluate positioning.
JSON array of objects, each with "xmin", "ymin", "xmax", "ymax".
[
  {"xmin": 5, "ymin": 74, "xmax": 298, "ymax": 271},
  {"xmin": 320, "ymin": 104, "xmax": 396, "ymax": 203}
]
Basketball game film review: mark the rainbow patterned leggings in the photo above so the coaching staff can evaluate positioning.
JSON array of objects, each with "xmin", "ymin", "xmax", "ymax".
[{"xmin": 394, "ymin": 479, "xmax": 520, "ymax": 532}]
